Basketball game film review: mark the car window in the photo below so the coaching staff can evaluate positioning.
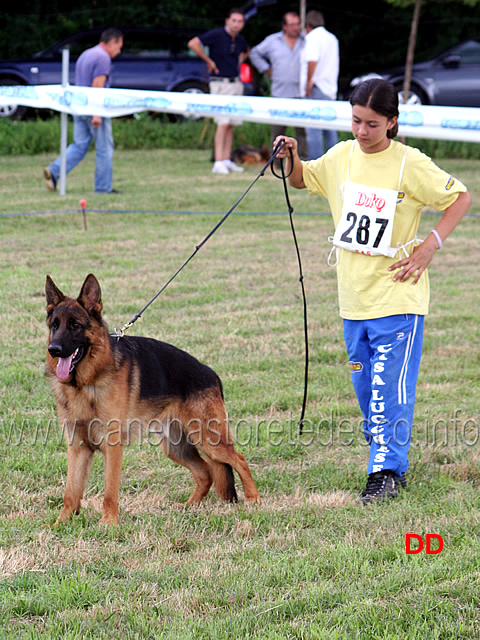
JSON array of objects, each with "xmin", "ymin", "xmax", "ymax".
[
  {"xmin": 120, "ymin": 32, "xmax": 192, "ymax": 59},
  {"xmin": 59, "ymin": 34, "xmax": 100, "ymax": 59},
  {"xmin": 41, "ymin": 30, "xmax": 198, "ymax": 61},
  {"xmin": 450, "ymin": 40, "xmax": 480, "ymax": 65},
  {"xmin": 121, "ymin": 33, "xmax": 172, "ymax": 58}
]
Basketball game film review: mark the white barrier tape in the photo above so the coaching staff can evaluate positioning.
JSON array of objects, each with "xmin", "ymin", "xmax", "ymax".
[{"xmin": 1, "ymin": 84, "xmax": 480, "ymax": 142}]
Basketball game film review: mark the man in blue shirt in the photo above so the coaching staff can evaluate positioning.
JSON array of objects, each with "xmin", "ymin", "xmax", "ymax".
[
  {"xmin": 250, "ymin": 12, "xmax": 307, "ymax": 159},
  {"xmin": 188, "ymin": 9, "xmax": 249, "ymax": 175},
  {"xmin": 44, "ymin": 28, "xmax": 123, "ymax": 194}
]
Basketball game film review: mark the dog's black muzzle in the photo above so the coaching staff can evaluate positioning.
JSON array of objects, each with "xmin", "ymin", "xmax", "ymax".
[{"xmin": 48, "ymin": 342, "xmax": 66, "ymax": 358}]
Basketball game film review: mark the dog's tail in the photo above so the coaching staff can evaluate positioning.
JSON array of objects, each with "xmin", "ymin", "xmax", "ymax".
[{"xmin": 210, "ymin": 461, "xmax": 238, "ymax": 503}]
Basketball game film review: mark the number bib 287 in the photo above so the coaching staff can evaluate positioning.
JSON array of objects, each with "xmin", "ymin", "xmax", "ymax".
[{"xmin": 333, "ymin": 181, "xmax": 399, "ymax": 258}]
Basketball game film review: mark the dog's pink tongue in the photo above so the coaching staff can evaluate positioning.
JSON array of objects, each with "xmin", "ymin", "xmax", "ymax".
[{"xmin": 56, "ymin": 355, "xmax": 73, "ymax": 380}]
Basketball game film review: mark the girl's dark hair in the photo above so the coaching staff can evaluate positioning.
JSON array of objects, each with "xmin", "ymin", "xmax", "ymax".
[{"xmin": 349, "ymin": 79, "xmax": 399, "ymax": 139}]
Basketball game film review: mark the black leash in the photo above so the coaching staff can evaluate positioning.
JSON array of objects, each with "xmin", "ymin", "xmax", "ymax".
[
  {"xmin": 114, "ymin": 141, "xmax": 287, "ymax": 337},
  {"xmin": 114, "ymin": 139, "xmax": 309, "ymax": 431},
  {"xmin": 270, "ymin": 143, "xmax": 309, "ymax": 433}
]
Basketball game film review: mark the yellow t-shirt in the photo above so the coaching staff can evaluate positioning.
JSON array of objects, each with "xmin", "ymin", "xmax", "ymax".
[{"xmin": 302, "ymin": 139, "xmax": 466, "ymax": 320}]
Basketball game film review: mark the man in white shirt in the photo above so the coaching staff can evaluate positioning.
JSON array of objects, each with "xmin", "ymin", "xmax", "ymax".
[{"xmin": 301, "ymin": 10, "xmax": 339, "ymax": 159}]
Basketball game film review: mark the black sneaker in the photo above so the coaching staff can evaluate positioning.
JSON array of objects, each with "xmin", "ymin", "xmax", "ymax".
[
  {"xmin": 43, "ymin": 167, "xmax": 57, "ymax": 192},
  {"xmin": 360, "ymin": 470, "xmax": 398, "ymax": 505},
  {"xmin": 394, "ymin": 472, "xmax": 407, "ymax": 489}
]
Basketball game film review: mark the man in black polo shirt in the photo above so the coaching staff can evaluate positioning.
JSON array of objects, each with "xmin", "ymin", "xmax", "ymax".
[{"xmin": 188, "ymin": 9, "xmax": 249, "ymax": 174}]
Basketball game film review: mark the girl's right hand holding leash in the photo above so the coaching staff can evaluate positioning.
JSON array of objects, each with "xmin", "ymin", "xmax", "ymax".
[
  {"xmin": 273, "ymin": 136, "xmax": 298, "ymax": 159},
  {"xmin": 272, "ymin": 137, "xmax": 306, "ymax": 189}
]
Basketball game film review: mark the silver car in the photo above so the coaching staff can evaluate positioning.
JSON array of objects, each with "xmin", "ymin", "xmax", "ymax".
[{"xmin": 348, "ymin": 36, "xmax": 480, "ymax": 106}]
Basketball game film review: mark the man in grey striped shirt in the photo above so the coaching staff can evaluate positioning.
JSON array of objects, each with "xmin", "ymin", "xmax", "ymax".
[{"xmin": 250, "ymin": 12, "xmax": 307, "ymax": 159}]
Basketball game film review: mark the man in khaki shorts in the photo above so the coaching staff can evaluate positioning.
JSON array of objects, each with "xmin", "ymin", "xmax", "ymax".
[{"xmin": 188, "ymin": 9, "xmax": 249, "ymax": 174}]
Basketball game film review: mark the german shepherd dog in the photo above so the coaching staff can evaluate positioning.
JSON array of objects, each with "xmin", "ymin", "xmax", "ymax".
[
  {"xmin": 45, "ymin": 274, "xmax": 260, "ymax": 525},
  {"xmin": 230, "ymin": 144, "xmax": 270, "ymax": 165}
]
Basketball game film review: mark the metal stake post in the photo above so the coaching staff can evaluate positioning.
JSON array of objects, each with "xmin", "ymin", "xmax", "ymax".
[{"xmin": 59, "ymin": 47, "xmax": 70, "ymax": 196}]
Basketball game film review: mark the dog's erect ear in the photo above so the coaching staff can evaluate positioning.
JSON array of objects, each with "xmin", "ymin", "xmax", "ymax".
[
  {"xmin": 78, "ymin": 273, "xmax": 103, "ymax": 316},
  {"xmin": 45, "ymin": 275, "xmax": 65, "ymax": 313}
]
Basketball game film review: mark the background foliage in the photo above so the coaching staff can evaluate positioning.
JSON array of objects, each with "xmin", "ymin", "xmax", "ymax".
[
  {"xmin": 2, "ymin": 1, "xmax": 480, "ymax": 90},
  {"xmin": 2, "ymin": 116, "xmax": 480, "ymax": 160}
]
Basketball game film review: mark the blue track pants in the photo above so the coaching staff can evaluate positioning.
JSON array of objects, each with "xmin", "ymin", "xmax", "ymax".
[{"xmin": 343, "ymin": 314, "xmax": 424, "ymax": 475}]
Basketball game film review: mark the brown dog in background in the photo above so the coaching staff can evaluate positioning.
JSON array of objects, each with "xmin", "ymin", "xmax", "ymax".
[
  {"xmin": 230, "ymin": 144, "xmax": 270, "ymax": 165},
  {"xmin": 45, "ymin": 274, "xmax": 260, "ymax": 525}
]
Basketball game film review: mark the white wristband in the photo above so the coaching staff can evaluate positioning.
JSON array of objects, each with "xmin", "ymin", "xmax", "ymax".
[{"xmin": 431, "ymin": 229, "xmax": 442, "ymax": 249}]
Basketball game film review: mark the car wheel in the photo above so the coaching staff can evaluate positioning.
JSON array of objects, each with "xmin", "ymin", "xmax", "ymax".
[
  {"xmin": 0, "ymin": 78, "xmax": 28, "ymax": 120},
  {"xmin": 172, "ymin": 81, "xmax": 209, "ymax": 121},
  {"xmin": 395, "ymin": 83, "xmax": 427, "ymax": 106},
  {"xmin": 174, "ymin": 81, "xmax": 209, "ymax": 94}
]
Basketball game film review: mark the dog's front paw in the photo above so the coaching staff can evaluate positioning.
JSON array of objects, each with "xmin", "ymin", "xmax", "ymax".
[
  {"xmin": 100, "ymin": 512, "xmax": 118, "ymax": 525},
  {"xmin": 100, "ymin": 504, "xmax": 118, "ymax": 525},
  {"xmin": 54, "ymin": 505, "xmax": 79, "ymax": 525}
]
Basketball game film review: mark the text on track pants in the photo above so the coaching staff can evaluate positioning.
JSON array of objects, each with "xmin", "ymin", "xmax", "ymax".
[{"xmin": 343, "ymin": 314, "xmax": 424, "ymax": 475}]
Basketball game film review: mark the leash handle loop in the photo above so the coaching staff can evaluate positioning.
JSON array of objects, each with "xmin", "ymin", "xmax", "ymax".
[{"xmin": 270, "ymin": 140, "xmax": 294, "ymax": 182}]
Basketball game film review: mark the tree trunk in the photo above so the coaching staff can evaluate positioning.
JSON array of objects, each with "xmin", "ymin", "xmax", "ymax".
[
  {"xmin": 300, "ymin": 0, "xmax": 306, "ymax": 31},
  {"xmin": 402, "ymin": 0, "xmax": 422, "ymax": 104}
]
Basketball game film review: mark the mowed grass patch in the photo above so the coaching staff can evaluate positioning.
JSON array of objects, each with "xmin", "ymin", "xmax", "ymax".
[{"xmin": 0, "ymin": 149, "xmax": 479, "ymax": 638}]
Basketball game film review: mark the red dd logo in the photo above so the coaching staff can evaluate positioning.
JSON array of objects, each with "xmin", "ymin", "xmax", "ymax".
[{"xmin": 406, "ymin": 533, "xmax": 444, "ymax": 555}]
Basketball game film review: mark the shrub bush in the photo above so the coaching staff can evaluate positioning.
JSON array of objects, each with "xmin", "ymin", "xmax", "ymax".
[{"xmin": 0, "ymin": 114, "xmax": 478, "ymax": 159}]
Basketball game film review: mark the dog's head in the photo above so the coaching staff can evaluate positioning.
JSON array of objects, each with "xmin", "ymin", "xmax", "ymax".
[{"xmin": 45, "ymin": 274, "xmax": 103, "ymax": 382}]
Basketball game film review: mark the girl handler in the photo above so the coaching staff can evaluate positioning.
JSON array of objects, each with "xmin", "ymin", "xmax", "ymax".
[{"xmin": 275, "ymin": 78, "xmax": 472, "ymax": 504}]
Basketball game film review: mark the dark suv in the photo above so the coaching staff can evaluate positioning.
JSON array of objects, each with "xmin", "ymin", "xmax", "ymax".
[{"xmin": 0, "ymin": 26, "xmax": 254, "ymax": 119}]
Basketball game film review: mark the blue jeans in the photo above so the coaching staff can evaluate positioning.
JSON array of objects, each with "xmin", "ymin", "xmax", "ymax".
[
  {"xmin": 49, "ymin": 115, "xmax": 114, "ymax": 193},
  {"xmin": 343, "ymin": 314, "xmax": 424, "ymax": 476},
  {"xmin": 306, "ymin": 85, "xmax": 338, "ymax": 160}
]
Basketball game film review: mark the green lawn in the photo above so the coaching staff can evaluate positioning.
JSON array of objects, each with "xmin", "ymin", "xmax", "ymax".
[{"xmin": 0, "ymin": 148, "xmax": 479, "ymax": 638}]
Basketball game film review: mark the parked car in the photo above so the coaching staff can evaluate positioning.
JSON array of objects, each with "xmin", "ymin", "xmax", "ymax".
[
  {"xmin": 0, "ymin": 26, "xmax": 256, "ymax": 119},
  {"xmin": 347, "ymin": 36, "xmax": 480, "ymax": 106}
]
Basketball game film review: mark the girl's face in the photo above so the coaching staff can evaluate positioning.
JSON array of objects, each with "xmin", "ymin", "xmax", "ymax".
[{"xmin": 351, "ymin": 104, "xmax": 397, "ymax": 154}]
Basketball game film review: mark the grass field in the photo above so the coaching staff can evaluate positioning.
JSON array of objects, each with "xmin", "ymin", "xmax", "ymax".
[{"xmin": 1, "ymin": 145, "xmax": 480, "ymax": 638}]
